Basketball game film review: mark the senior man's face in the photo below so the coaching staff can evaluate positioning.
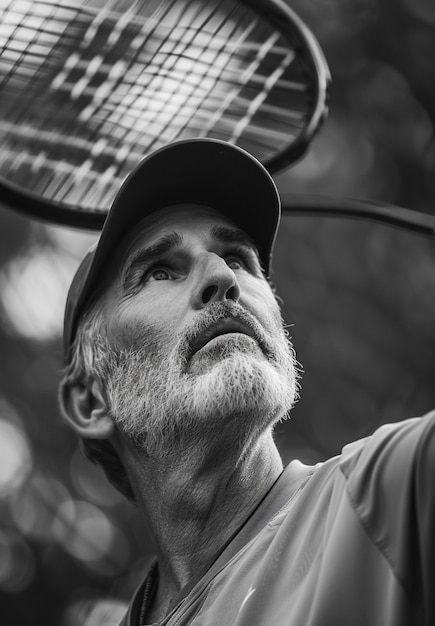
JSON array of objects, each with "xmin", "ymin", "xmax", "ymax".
[{"xmin": 98, "ymin": 204, "xmax": 298, "ymax": 454}]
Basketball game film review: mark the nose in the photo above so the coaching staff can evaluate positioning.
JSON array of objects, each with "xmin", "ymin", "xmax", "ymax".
[{"xmin": 190, "ymin": 253, "xmax": 241, "ymax": 310}]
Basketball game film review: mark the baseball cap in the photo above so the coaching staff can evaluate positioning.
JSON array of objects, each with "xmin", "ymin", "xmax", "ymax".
[{"xmin": 63, "ymin": 138, "xmax": 281, "ymax": 361}]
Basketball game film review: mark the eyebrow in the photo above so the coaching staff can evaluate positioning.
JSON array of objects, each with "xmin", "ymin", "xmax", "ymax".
[
  {"xmin": 210, "ymin": 226, "xmax": 258, "ymax": 254},
  {"xmin": 121, "ymin": 232, "xmax": 183, "ymax": 290}
]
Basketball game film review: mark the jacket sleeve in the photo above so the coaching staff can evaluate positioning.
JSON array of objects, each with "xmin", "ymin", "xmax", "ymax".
[{"xmin": 340, "ymin": 410, "xmax": 435, "ymax": 625}]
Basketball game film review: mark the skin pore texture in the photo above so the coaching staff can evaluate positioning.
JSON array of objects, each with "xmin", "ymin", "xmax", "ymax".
[{"xmin": 65, "ymin": 204, "xmax": 300, "ymax": 622}]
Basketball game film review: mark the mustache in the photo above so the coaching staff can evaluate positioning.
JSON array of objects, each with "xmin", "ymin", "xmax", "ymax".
[{"xmin": 178, "ymin": 301, "xmax": 276, "ymax": 365}]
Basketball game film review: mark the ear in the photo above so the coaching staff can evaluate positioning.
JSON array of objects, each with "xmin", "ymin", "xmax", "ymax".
[{"xmin": 59, "ymin": 378, "xmax": 115, "ymax": 440}]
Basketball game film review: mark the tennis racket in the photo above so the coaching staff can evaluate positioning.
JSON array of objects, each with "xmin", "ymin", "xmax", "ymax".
[
  {"xmin": 0, "ymin": 0, "xmax": 330, "ymax": 228},
  {"xmin": 281, "ymin": 195, "xmax": 435, "ymax": 240}
]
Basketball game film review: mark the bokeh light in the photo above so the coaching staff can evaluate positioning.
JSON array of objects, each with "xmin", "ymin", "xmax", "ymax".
[
  {"xmin": 62, "ymin": 598, "xmax": 128, "ymax": 626},
  {"xmin": 52, "ymin": 499, "xmax": 130, "ymax": 574},
  {"xmin": 0, "ymin": 244, "xmax": 77, "ymax": 339},
  {"xmin": 0, "ymin": 400, "xmax": 32, "ymax": 498},
  {"xmin": 0, "ymin": 531, "xmax": 36, "ymax": 592},
  {"xmin": 11, "ymin": 475, "xmax": 71, "ymax": 540}
]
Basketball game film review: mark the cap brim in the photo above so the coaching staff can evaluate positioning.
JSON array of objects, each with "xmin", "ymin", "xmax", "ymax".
[{"xmin": 64, "ymin": 138, "xmax": 281, "ymax": 358}]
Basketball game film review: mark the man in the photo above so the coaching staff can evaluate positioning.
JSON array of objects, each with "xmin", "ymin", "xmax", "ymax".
[{"xmin": 59, "ymin": 138, "xmax": 434, "ymax": 626}]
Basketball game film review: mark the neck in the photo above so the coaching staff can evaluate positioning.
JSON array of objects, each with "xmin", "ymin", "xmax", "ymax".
[{"xmin": 116, "ymin": 427, "xmax": 283, "ymax": 602}]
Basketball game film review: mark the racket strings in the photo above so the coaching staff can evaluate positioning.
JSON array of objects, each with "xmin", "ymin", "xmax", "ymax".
[
  {"xmin": 81, "ymin": 1, "xmax": 239, "ymax": 142},
  {"xmin": 1, "ymin": 1, "xmax": 306, "ymax": 130},
  {"xmin": 62, "ymin": 0, "xmax": 187, "ymax": 168},
  {"xmin": 0, "ymin": 0, "xmax": 320, "ymax": 211},
  {"xmin": 140, "ymin": 2, "xmax": 257, "ymax": 151},
  {"xmin": 126, "ymin": 0, "xmax": 233, "ymax": 152}
]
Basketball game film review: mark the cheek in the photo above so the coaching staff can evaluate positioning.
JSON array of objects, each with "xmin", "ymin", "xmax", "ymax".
[
  {"xmin": 105, "ymin": 312, "xmax": 148, "ymax": 351},
  {"xmin": 244, "ymin": 279, "xmax": 282, "ymax": 328},
  {"xmin": 105, "ymin": 298, "xmax": 182, "ymax": 353}
]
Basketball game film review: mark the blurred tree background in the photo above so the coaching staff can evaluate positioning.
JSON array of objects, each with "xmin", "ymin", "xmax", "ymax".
[{"xmin": 0, "ymin": 0, "xmax": 434, "ymax": 624}]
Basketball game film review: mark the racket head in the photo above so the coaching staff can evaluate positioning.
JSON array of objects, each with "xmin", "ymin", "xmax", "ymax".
[{"xmin": 0, "ymin": 0, "xmax": 330, "ymax": 228}]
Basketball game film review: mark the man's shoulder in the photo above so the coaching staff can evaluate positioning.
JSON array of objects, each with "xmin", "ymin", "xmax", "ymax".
[
  {"xmin": 333, "ymin": 410, "xmax": 435, "ymax": 534},
  {"xmin": 339, "ymin": 410, "xmax": 435, "ymax": 478}
]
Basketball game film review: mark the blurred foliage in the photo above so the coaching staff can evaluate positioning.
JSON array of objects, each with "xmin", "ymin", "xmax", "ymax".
[{"xmin": 0, "ymin": 1, "xmax": 435, "ymax": 624}]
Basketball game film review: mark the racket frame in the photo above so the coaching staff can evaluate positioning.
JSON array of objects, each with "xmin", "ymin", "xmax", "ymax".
[{"xmin": 0, "ymin": 0, "xmax": 330, "ymax": 227}]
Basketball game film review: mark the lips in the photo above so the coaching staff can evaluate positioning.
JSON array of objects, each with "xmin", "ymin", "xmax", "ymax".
[{"xmin": 189, "ymin": 317, "xmax": 258, "ymax": 358}]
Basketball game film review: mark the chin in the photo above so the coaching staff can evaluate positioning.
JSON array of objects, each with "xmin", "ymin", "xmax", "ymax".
[
  {"xmin": 187, "ymin": 352, "xmax": 296, "ymax": 426},
  {"xmin": 106, "ymin": 342, "xmax": 297, "ymax": 455}
]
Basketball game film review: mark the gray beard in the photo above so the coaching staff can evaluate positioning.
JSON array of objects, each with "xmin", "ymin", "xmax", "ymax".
[{"xmin": 99, "ymin": 302, "xmax": 299, "ymax": 456}]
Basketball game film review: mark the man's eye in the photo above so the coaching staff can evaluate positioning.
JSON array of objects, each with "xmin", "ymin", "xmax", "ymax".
[
  {"xmin": 149, "ymin": 267, "xmax": 171, "ymax": 281},
  {"xmin": 225, "ymin": 257, "xmax": 244, "ymax": 271}
]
